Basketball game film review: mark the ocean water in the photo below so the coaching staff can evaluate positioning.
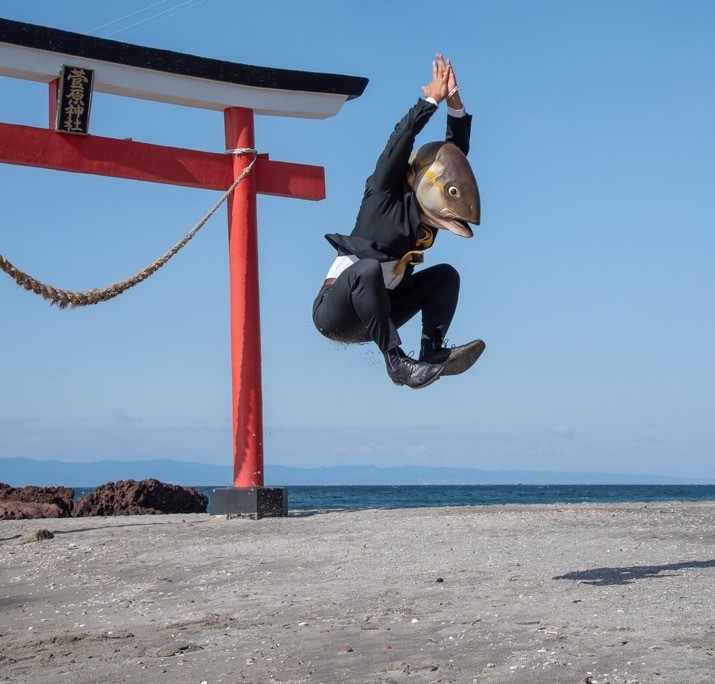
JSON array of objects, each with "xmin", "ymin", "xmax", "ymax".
[{"xmin": 73, "ymin": 484, "xmax": 715, "ymax": 510}]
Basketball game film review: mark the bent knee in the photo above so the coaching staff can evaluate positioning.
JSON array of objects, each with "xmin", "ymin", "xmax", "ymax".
[{"xmin": 433, "ymin": 263, "xmax": 460, "ymax": 286}]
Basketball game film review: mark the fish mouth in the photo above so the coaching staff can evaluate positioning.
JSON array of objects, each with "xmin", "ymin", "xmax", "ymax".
[
  {"xmin": 422, "ymin": 211, "xmax": 475, "ymax": 238},
  {"xmin": 441, "ymin": 218, "xmax": 474, "ymax": 238}
]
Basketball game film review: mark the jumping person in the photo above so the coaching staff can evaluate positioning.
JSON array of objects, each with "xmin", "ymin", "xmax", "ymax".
[{"xmin": 313, "ymin": 55, "xmax": 485, "ymax": 389}]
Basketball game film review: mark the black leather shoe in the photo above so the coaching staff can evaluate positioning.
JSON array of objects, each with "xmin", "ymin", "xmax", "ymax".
[
  {"xmin": 387, "ymin": 356, "xmax": 444, "ymax": 389},
  {"xmin": 420, "ymin": 339, "xmax": 486, "ymax": 376}
]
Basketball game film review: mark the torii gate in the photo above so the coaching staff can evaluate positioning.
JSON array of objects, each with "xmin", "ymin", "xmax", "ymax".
[{"xmin": 0, "ymin": 19, "xmax": 367, "ymax": 517}]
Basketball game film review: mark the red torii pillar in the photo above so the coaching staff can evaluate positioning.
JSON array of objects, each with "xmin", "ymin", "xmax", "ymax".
[{"xmin": 224, "ymin": 107, "xmax": 264, "ymax": 490}]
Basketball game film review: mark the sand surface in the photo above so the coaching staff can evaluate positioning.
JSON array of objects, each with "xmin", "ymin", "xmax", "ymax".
[{"xmin": 1, "ymin": 502, "xmax": 714, "ymax": 684}]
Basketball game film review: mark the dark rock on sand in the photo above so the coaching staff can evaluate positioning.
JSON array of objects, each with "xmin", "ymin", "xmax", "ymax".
[
  {"xmin": 73, "ymin": 479, "xmax": 208, "ymax": 516},
  {"xmin": 16, "ymin": 529, "xmax": 55, "ymax": 545},
  {"xmin": 0, "ymin": 483, "xmax": 75, "ymax": 517}
]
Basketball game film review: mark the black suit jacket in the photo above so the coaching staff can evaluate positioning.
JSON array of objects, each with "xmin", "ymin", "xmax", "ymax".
[{"xmin": 325, "ymin": 98, "xmax": 473, "ymax": 268}]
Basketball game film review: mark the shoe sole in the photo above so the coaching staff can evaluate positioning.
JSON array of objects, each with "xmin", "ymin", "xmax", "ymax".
[{"xmin": 441, "ymin": 340, "xmax": 486, "ymax": 376}]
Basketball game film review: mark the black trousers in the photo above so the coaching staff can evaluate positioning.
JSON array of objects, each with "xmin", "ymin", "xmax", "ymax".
[{"xmin": 312, "ymin": 258, "xmax": 460, "ymax": 354}]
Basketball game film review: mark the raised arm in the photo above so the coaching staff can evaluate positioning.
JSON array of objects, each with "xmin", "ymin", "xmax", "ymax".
[
  {"xmin": 367, "ymin": 55, "xmax": 452, "ymax": 192},
  {"xmin": 444, "ymin": 56, "xmax": 472, "ymax": 156},
  {"xmin": 367, "ymin": 101, "xmax": 437, "ymax": 191}
]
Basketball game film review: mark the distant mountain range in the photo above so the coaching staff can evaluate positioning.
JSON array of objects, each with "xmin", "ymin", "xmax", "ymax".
[{"xmin": 0, "ymin": 457, "xmax": 708, "ymax": 488}]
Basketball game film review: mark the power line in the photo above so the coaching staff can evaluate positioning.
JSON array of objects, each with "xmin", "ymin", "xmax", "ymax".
[
  {"xmin": 102, "ymin": 0, "xmax": 209, "ymax": 39},
  {"xmin": 84, "ymin": 1, "xmax": 172, "ymax": 35}
]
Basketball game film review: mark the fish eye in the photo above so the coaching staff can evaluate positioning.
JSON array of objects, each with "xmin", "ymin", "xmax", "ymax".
[{"xmin": 447, "ymin": 186, "xmax": 460, "ymax": 197}]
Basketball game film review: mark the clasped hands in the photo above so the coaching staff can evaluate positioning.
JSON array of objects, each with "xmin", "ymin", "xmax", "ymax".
[{"xmin": 421, "ymin": 53, "xmax": 463, "ymax": 109}]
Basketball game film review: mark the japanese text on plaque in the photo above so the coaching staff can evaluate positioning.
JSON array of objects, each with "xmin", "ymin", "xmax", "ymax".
[{"xmin": 56, "ymin": 65, "xmax": 94, "ymax": 135}]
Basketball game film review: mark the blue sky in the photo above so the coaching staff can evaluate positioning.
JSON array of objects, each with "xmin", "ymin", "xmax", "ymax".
[{"xmin": 1, "ymin": 1, "xmax": 714, "ymax": 482}]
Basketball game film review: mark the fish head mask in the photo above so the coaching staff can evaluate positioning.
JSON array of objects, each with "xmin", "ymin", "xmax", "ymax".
[{"xmin": 407, "ymin": 141, "xmax": 480, "ymax": 238}]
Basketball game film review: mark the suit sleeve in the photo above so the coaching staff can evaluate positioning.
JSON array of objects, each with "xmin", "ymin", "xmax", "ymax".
[
  {"xmin": 446, "ymin": 112, "xmax": 473, "ymax": 156},
  {"xmin": 367, "ymin": 99, "xmax": 438, "ymax": 192}
]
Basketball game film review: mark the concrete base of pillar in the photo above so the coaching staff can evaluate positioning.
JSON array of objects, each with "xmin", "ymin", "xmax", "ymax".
[{"xmin": 209, "ymin": 487, "xmax": 288, "ymax": 519}]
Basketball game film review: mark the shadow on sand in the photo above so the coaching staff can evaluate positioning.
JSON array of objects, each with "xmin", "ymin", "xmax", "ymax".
[
  {"xmin": 554, "ymin": 558, "xmax": 715, "ymax": 586},
  {"xmin": 0, "ymin": 510, "xmax": 345, "ymax": 542},
  {"xmin": 0, "ymin": 517, "xmax": 211, "ymax": 543}
]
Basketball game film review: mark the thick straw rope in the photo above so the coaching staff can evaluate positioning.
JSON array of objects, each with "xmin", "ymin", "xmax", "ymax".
[{"xmin": 0, "ymin": 148, "xmax": 258, "ymax": 309}]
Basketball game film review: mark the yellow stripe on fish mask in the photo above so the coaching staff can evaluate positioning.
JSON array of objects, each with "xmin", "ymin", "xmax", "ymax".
[{"xmin": 411, "ymin": 152, "xmax": 444, "ymax": 191}]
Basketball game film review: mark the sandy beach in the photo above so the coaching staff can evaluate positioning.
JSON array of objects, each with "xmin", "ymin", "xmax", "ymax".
[{"xmin": 1, "ymin": 502, "xmax": 714, "ymax": 684}]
